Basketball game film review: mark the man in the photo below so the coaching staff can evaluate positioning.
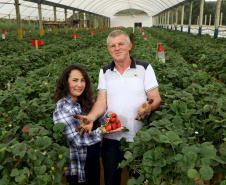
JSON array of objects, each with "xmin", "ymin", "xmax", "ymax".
[{"xmin": 75, "ymin": 30, "xmax": 161, "ymax": 185}]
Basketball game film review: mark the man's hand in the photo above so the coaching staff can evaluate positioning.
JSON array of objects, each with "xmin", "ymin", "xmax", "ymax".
[
  {"xmin": 135, "ymin": 99, "xmax": 154, "ymax": 120},
  {"xmin": 73, "ymin": 114, "xmax": 93, "ymax": 135}
]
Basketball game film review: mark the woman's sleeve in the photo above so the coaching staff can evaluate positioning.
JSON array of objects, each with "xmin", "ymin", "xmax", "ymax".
[
  {"xmin": 96, "ymin": 111, "xmax": 109, "ymax": 126},
  {"xmin": 53, "ymin": 108, "xmax": 103, "ymax": 148}
]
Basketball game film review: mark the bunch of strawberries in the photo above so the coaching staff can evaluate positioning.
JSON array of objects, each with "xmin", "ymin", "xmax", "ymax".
[{"xmin": 104, "ymin": 112, "xmax": 121, "ymax": 132}]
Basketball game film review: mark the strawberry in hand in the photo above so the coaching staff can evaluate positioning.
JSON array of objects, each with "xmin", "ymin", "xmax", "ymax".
[{"xmin": 101, "ymin": 112, "xmax": 124, "ymax": 134}]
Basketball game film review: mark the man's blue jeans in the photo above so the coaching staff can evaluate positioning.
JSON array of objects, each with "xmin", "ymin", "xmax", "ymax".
[{"xmin": 101, "ymin": 138, "xmax": 124, "ymax": 185}]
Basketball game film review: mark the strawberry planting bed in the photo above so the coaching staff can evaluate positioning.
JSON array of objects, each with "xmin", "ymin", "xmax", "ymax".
[{"xmin": 0, "ymin": 27, "xmax": 225, "ymax": 185}]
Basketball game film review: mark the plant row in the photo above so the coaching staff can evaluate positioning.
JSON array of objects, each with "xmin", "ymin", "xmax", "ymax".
[
  {"xmin": 0, "ymin": 27, "xmax": 225, "ymax": 185},
  {"xmin": 0, "ymin": 28, "xmax": 112, "ymax": 90},
  {"xmin": 145, "ymin": 27, "xmax": 226, "ymax": 83}
]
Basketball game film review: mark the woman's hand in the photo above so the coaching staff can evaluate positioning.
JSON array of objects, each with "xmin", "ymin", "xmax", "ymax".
[
  {"xmin": 73, "ymin": 114, "xmax": 93, "ymax": 135},
  {"xmin": 135, "ymin": 99, "xmax": 154, "ymax": 120},
  {"xmin": 102, "ymin": 125, "xmax": 124, "ymax": 134}
]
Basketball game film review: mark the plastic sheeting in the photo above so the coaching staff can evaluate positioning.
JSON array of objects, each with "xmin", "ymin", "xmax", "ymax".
[{"xmin": 0, "ymin": 0, "xmax": 195, "ymax": 20}]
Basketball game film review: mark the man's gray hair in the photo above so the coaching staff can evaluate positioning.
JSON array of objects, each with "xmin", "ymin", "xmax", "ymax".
[{"xmin": 107, "ymin": 30, "xmax": 131, "ymax": 46}]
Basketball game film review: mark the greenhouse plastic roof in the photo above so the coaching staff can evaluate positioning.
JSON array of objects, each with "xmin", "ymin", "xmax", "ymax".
[{"xmin": 0, "ymin": 0, "xmax": 197, "ymax": 20}]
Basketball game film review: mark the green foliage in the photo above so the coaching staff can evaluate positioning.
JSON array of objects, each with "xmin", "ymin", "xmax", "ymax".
[{"xmin": 0, "ymin": 26, "xmax": 225, "ymax": 184}]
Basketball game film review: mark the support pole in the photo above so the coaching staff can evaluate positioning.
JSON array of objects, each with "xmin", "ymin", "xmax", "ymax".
[
  {"xmin": 84, "ymin": 13, "xmax": 86, "ymax": 28},
  {"xmin": 38, "ymin": 3, "xmax": 44, "ymax": 37},
  {"xmin": 214, "ymin": 0, "xmax": 222, "ymax": 39},
  {"xmin": 205, "ymin": 15, "xmax": 207, "ymax": 25},
  {"xmin": 165, "ymin": 12, "xmax": 167, "ymax": 28},
  {"xmin": 65, "ymin": 8, "xmax": 68, "ymax": 34},
  {"xmin": 220, "ymin": 13, "xmax": 223, "ymax": 26},
  {"xmin": 54, "ymin": 6, "xmax": 57, "ymax": 35},
  {"xmin": 167, "ymin": 11, "xmax": 170, "ymax": 29},
  {"xmin": 9, "ymin": 14, "xmax": 12, "ymax": 32},
  {"xmin": 209, "ymin": 14, "xmax": 212, "ymax": 26},
  {"xmin": 14, "ymin": 0, "xmax": 22, "ymax": 40},
  {"xmin": 199, "ymin": 0, "xmax": 205, "ymax": 36},
  {"xmin": 28, "ymin": 16, "xmax": 31, "ymax": 31},
  {"xmin": 73, "ymin": 10, "xmax": 76, "ymax": 33},
  {"xmin": 171, "ymin": 11, "xmax": 174, "ymax": 30},
  {"xmin": 175, "ymin": 8, "xmax": 178, "ymax": 30},
  {"xmin": 188, "ymin": 2, "xmax": 193, "ymax": 34},
  {"xmin": 181, "ymin": 5, "xmax": 184, "ymax": 32}
]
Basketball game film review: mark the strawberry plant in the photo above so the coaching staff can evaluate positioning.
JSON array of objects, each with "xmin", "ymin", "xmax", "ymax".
[
  {"xmin": 0, "ymin": 27, "xmax": 225, "ymax": 185},
  {"xmin": 0, "ymin": 122, "xmax": 69, "ymax": 184}
]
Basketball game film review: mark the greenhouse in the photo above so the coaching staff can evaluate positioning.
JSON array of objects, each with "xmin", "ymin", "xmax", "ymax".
[{"xmin": 0, "ymin": 0, "xmax": 225, "ymax": 185}]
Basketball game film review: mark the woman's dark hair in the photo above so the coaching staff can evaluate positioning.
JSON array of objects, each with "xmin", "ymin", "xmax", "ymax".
[{"xmin": 54, "ymin": 64, "xmax": 94, "ymax": 114}]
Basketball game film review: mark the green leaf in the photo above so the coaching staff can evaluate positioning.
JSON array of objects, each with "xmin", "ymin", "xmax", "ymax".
[
  {"xmin": 42, "ymin": 158, "xmax": 54, "ymax": 168},
  {"xmin": 133, "ymin": 146, "xmax": 141, "ymax": 158},
  {"xmin": 159, "ymin": 135, "xmax": 170, "ymax": 143},
  {"xmin": 27, "ymin": 149, "xmax": 37, "ymax": 160},
  {"xmin": 21, "ymin": 167, "xmax": 29, "ymax": 175},
  {"xmin": 137, "ymin": 174, "xmax": 144, "ymax": 185},
  {"xmin": 124, "ymin": 151, "xmax": 133, "ymax": 160},
  {"xmin": 33, "ymin": 165, "xmax": 46, "ymax": 176},
  {"xmin": 56, "ymin": 158, "xmax": 66, "ymax": 169},
  {"xmin": 200, "ymin": 142, "xmax": 216, "ymax": 159},
  {"xmin": 154, "ymin": 147, "xmax": 163, "ymax": 160},
  {"xmin": 199, "ymin": 166, "xmax": 213, "ymax": 180},
  {"xmin": 39, "ymin": 129, "xmax": 49, "ymax": 135},
  {"xmin": 143, "ymin": 150, "xmax": 154, "ymax": 160},
  {"xmin": 170, "ymin": 103, "xmax": 179, "ymax": 113},
  {"xmin": 53, "ymin": 123, "xmax": 65, "ymax": 133},
  {"xmin": 153, "ymin": 177, "xmax": 161, "ymax": 185},
  {"xmin": 0, "ymin": 165, "xmax": 4, "ymax": 170},
  {"xmin": 28, "ymin": 128, "xmax": 39, "ymax": 134},
  {"xmin": 174, "ymin": 154, "xmax": 183, "ymax": 161},
  {"xmin": 153, "ymin": 158, "xmax": 166, "ymax": 167},
  {"xmin": 10, "ymin": 169, "xmax": 20, "ymax": 177},
  {"xmin": 140, "ymin": 132, "xmax": 152, "ymax": 141},
  {"xmin": 127, "ymin": 177, "xmax": 137, "ymax": 185},
  {"xmin": 153, "ymin": 167, "xmax": 162, "ymax": 176},
  {"xmin": 37, "ymin": 174, "xmax": 51, "ymax": 183},
  {"xmin": 15, "ymin": 174, "xmax": 26, "ymax": 183},
  {"xmin": 180, "ymin": 102, "xmax": 187, "ymax": 113},
  {"xmin": 12, "ymin": 143, "xmax": 27, "ymax": 158},
  {"xmin": 53, "ymin": 132, "xmax": 59, "ymax": 140},
  {"xmin": 35, "ymin": 136, "xmax": 52, "ymax": 149},
  {"xmin": 166, "ymin": 131, "xmax": 183, "ymax": 145},
  {"xmin": 187, "ymin": 169, "xmax": 200, "ymax": 181},
  {"xmin": 219, "ymin": 142, "xmax": 226, "ymax": 156}
]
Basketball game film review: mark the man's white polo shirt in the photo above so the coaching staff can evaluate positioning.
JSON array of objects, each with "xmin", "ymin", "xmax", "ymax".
[{"xmin": 97, "ymin": 57, "xmax": 159, "ymax": 142}]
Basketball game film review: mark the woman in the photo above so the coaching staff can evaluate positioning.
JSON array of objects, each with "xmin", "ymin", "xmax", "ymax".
[{"xmin": 53, "ymin": 64, "xmax": 104, "ymax": 185}]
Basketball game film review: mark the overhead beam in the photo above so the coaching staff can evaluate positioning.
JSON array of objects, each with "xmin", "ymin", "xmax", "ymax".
[
  {"xmin": 153, "ymin": 0, "xmax": 197, "ymax": 17},
  {"xmin": 23, "ymin": 0, "xmax": 109, "ymax": 18}
]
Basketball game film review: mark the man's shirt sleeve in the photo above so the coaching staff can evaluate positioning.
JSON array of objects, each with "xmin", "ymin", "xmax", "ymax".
[{"xmin": 144, "ymin": 64, "xmax": 159, "ymax": 92}]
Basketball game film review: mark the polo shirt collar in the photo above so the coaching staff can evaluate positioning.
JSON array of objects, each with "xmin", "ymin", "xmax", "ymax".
[{"xmin": 110, "ymin": 57, "xmax": 136, "ymax": 71}]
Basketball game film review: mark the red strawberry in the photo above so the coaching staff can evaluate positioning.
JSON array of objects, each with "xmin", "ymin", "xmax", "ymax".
[
  {"xmin": 112, "ymin": 123, "xmax": 117, "ymax": 130},
  {"xmin": 111, "ymin": 113, "xmax": 117, "ymax": 118},
  {"xmin": 110, "ymin": 118, "xmax": 116, "ymax": 123},
  {"xmin": 105, "ymin": 124, "xmax": 111, "ymax": 132},
  {"xmin": 116, "ymin": 119, "xmax": 120, "ymax": 124},
  {"xmin": 105, "ymin": 118, "xmax": 110, "ymax": 124},
  {"xmin": 117, "ymin": 123, "xmax": 121, "ymax": 128}
]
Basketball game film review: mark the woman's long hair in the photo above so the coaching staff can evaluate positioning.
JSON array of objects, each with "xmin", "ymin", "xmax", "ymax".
[{"xmin": 54, "ymin": 64, "xmax": 94, "ymax": 115}]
